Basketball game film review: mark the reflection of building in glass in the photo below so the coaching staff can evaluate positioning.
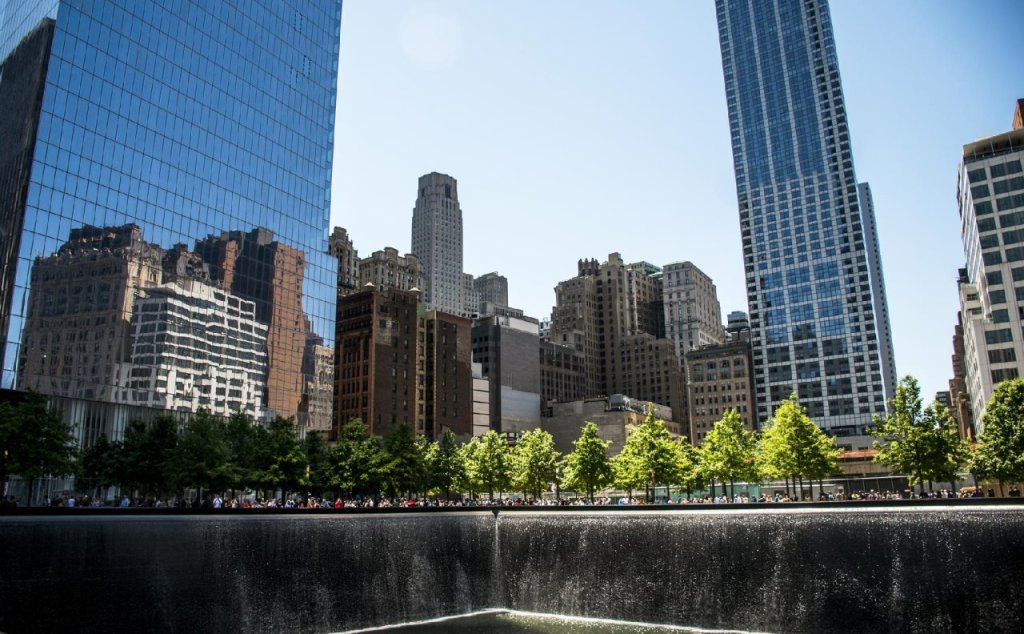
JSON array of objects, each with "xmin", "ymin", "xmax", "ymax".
[
  {"xmin": 1, "ymin": 1, "xmax": 341, "ymax": 442},
  {"xmin": 300, "ymin": 327, "xmax": 335, "ymax": 435},
  {"xmin": 18, "ymin": 224, "xmax": 163, "ymax": 400},
  {"xmin": 115, "ymin": 279, "xmax": 268, "ymax": 418},
  {"xmin": 194, "ymin": 228, "xmax": 308, "ymax": 423}
]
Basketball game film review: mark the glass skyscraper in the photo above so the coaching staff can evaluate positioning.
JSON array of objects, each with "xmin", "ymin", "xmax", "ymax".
[
  {"xmin": 716, "ymin": 0, "xmax": 891, "ymax": 438},
  {"xmin": 0, "ymin": 0, "xmax": 342, "ymax": 440}
]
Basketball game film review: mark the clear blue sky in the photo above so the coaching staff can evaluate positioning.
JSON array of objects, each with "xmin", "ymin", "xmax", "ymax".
[{"xmin": 330, "ymin": 0, "xmax": 1024, "ymax": 402}]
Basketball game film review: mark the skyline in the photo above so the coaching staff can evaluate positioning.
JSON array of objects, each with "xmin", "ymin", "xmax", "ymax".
[{"xmin": 331, "ymin": 0, "xmax": 1024, "ymax": 404}]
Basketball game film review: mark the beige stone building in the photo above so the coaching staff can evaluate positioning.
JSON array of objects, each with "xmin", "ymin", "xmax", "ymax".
[{"xmin": 685, "ymin": 317, "xmax": 755, "ymax": 446}]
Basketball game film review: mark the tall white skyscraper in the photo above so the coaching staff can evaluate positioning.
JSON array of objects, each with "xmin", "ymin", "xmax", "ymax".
[
  {"xmin": 956, "ymin": 107, "xmax": 1024, "ymax": 432},
  {"xmin": 717, "ymin": 0, "xmax": 891, "ymax": 438},
  {"xmin": 411, "ymin": 172, "xmax": 468, "ymax": 315}
]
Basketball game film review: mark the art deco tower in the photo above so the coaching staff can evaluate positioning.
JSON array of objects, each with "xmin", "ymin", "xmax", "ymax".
[
  {"xmin": 716, "ymin": 0, "xmax": 891, "ymax": 437},
  {"xmin": 411, "ymin": 172, "xmax": 467, "ymax": 315}
]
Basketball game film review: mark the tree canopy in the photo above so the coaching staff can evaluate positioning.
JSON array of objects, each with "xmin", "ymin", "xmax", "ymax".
[
  {"xmin": 701, "ymin": 409, "xmax": 759, "ymax": 497},
  {"xmin": 510, "ymin": 428, "xmax": 559, "ymax": 501},
  {"xmin": 973, "ymin": 378, "xmax": 1024, "ymax": 487},
  {"xmin": 560, "ymin": 421, "xmax": 613, "ymax": 502}
]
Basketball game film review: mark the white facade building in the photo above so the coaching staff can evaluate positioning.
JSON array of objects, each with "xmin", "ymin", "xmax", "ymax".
[
  {"xmin": 115, "ymin": 279, "xmax": 268, "ymax": 419},
  {"xmin": 956, "ymin": 125, "xmax": 1024, "ymax": 432}
]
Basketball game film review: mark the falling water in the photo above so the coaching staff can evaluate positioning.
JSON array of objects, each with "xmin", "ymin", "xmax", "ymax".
[{"xmin": 1, "ymin": 503, "xmax": 1021, "ymax": 633}]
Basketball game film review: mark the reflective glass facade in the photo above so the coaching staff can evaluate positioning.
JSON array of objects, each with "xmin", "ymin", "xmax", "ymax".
[
  {"xmin": 716, "ymin": 0, "xmax": 888, "ymax": 436},
  {"xmin": 0, "ymin": 0, "xmax": 342, "ymax": 436}
]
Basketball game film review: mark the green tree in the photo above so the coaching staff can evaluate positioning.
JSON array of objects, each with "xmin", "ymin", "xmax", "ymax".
[
  {"xmin": 510, "ymin": 428, "xmax": 559, "ymax": 501},
  {"xmin": 1, "ymin": 392, "xmax": 77, "ymax": 505},
  {"xmin": 167, "ymin": 409, "xmax": 231, "ymax": 503},
  {"xmin": 457, "ymin": 436, "xmax": 482, "ymax": 500},
  {"xmin": 614, "ymin": 407, "xmax": 682, "ymax": 501},
  {"xmin": 116, "ymin": 416, "xmax": 179, "ymax": 499},
  {"xmin": 78, "ymin": 434, "xmax": 119, "ymax": 500},
  {"xmin": 223, "ymin": 412, "xmax": 260, "ymax": 494},
  {"xmin": 761, "ymin": 395, "xmax": 841, "ymax": 499},
  {"xmin": 973, "ymin": 378, "xmax": 1024, "ymax": 492},
  {"xmin": 427, "ymin": 429, "xmax": 465, "ymax": 501},
  {"xmin": 329, "ymin": 419, "xmax": 385, "ymax": 499},
  {"xmin": 382, "ymin": 424, "xmax": 428, "ymax": 498},
  {"xmin": 871, "ymin": 376, "xmax": 936, "ymax": 494},
  {"xmin": 302, "ymin": 430, "xmax": 331, "ymax": 497},
  {"xmin": 919, "ymin": 401, "xmax": 970, "ymax": 492},
  {"xmin": 701, "ymin": 409, "xmax": 758, "ymax": 498},
  {"xmin": 560, "ymin": 421, "xmax": 613, "ymax": 502},
  {"xmin": 256, "ymin": 417, "xmax": 307, "ymax": 500},
  {"xmin": 472, "ymin": 430, "xmax": 511, "ymax": 500},
  {"xmin": 675, "ymin": 436, "xmax": 705, "ymax": 500}
]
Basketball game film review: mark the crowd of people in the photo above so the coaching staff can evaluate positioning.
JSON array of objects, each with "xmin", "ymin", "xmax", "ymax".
[{"xmin": 0, "ymin": 485, "xmax": 1006, "ymax": 510}]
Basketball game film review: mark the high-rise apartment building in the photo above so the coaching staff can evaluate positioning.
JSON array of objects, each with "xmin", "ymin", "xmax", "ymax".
[
  {"xmin": 411, "ymin": 172, "xmax": 471, "ymax": 316},
  {"xmin": 717, "ymin": 0, "xmax": 889, "ymax": 435},
  {"xmin": 955, "ymin": 104, "xmax": 1024, "ymax": 433},
  {"xmin": 0, "ymin": 0, "xmax": 343, "ymax": 439},
  {"xmin": 662, "ymin": 261, "xmax": 725, "ymax": 358}
]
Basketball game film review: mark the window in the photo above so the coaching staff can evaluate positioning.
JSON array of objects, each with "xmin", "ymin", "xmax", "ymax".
[
  {"xmin": 971, "ymin": 184, "xmax": 990, "ymax": 199},
  {"xmin": 984, "ymin": 251, "xmax": 1003, "ymax": 265},
  {"xmin": 990, "ymin": 290, "xmax": 1006, "ymax": 305},
  {"xmin": 1013, "ymin": 267, "xmax": 1024, "ymax": 282},
  {"xmin": 1006, "ymin": 247, "xmax": 1024, "ymax": 263},
  {"xmin": 980, "ymin": 235, "xmax": 999, "ymax": 249},
  {"xmin": 987, "ymin": 271, "xmax": 1004, "ymax": 286},
  {"xmin": 1006, "ymin": 229, "xmax": 1024, "ymax": 245},
  {"xmin": 976, "ymin": 201, "xmax": 994, "ymax": 216},
  {"xmin": 988, "ymin": 348, "xmax": 1017, "ymax": 364},
  {"xmin": 992, "ymin": 309, "xmax": 1010, "ymax": 323},
  {"xmin": 1000, "ymin": 210, "xmax": 1024, "ymax": 228},
  {"xmin": 978, "ymin": 217, "xmax": 997, "ymax": 232},
  {"xmin": 968, "ymin": 168, "xmax": 988, "ymax": 182},
  {"xmin": 985, "ymin": 329, "xmax": 1013, "ymax": 344},
  {"xmin": 992, "ymin": 368, "xmax": 1019, "ymax": 383}
]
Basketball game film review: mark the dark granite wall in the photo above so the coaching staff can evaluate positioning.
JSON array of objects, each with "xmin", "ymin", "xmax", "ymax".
[{"xmin": 1, "ymin": 504, "xmax": 1022, "ymax": 633}]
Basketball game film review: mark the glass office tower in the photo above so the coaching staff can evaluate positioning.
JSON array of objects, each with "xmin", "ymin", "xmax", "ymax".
[
  {"xmin": 0, "ymin": 0, "xmax": 342, "ymax": 441},
  {"xmin": 716, "ymin": 0, "xmax": 889, "ymax": 439}
]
